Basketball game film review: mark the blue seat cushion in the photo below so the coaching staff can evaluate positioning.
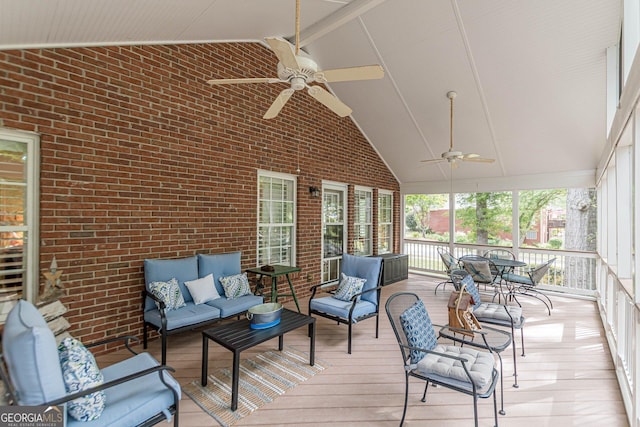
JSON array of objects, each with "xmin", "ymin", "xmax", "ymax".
[
  {"xmin": 2, "ymin": 300, "xmax": 66, "ymax": 405},
  {"xmin": 67, "ymin": 352, "xmax": 181, "ymax": 427},
  {"xmin": 144, "ymin": 256, "xmax": 199, "ymax": 309},
  {"xmin": 415, "ymin": 344, "xmax": 495, "ymax": 393},
  {"xmin": 502, "ymin": 272, "xmax": 534, "ymax": 286},
  {"xmin": 198, "ymin": 252, "xmax": 241, "ymax": 296},
  {"xmin": 206, "ymin": 294, "xmax": 263, "ymax": 318},
  {"xmin": 144, "ymin": 302, "xmax": 220, "ymax": 331},
  {"xmin": 341, "ymin": 254, "xmax": 382, "ymax": 305},
  {"xmin": 474, "ymin": 303, "xmax": 525, "ymax": 329},
  {"xmin": 309, "ymin": 296, "xmax": 377, "ymax": 321}
]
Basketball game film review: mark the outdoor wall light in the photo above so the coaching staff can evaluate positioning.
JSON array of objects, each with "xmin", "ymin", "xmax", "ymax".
[{"xmin": 309, "ymin": 186, "xmax": 320, "ymax": 198}]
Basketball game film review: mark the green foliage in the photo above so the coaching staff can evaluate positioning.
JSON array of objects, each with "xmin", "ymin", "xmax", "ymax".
[
  {"xmin": 404, "ymin": 194, "xmax": 448, "ymax": 239},
  {"xmin": 455, "ymin": 192, "xmax": 512, "ymax": 244}
]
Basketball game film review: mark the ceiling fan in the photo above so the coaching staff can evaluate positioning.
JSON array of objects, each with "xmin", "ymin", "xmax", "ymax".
[
  {"xmin": 206, "ymin": 0, "xmax": 384, "ymax": 119},
  {"xmin": 421, "ymin": 91, "xmax": 495, "ymax": 168}
]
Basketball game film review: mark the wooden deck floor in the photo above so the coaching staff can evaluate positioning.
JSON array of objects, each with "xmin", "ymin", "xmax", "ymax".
[{"xmin": 97, "ymin": 274, "xmax": 628, "ymax": 426}]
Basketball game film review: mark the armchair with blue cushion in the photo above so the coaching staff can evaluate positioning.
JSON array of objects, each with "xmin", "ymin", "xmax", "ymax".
[
  {"xmin": 308, "ymin": 253, "xmax": 383, "ymax": 354},
  {"xmin": 386, "ymin": 292, "xmax": 499, "ymax": 427},
  {"xmin": 1, "ymin": 300, "xmax": 180, "ymax": 426}
]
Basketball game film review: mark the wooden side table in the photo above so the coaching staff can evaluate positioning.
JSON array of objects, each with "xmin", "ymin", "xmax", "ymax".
[{"xmin": 245, "ymin": 265, "xmax": 301, "ymax": 312}]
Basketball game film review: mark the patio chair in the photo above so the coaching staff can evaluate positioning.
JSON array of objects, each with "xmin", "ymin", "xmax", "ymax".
[
  {"xmin": 1, "ymin": 300, "xmax": 181, "ymax": 427},
  {"xmin": 434, "ymin": 247, "xmax": 459, "ymax": 295},
  {"xmin": 451, "ymin": 269, "xmax": 526, "ymax": 388},
  {"xmin": 386, "ymin": 292, "xmax": 499, "ymax": 427},
  {"xmin": 308, "ymin": 253, "xmax": 383, "ymax": 354},
  {"xmin": 502, "ymin": 258, "xmax": 556, "ymax": 315},
  {"xmin": 459, "ymin": 255, "xmax": 505, "ymax": 300},
  {"xmin": 482, "ymin": 249, "xmax": 516, "ymax": 276}
]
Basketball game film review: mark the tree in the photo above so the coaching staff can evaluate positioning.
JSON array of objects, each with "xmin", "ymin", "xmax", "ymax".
[
  {"xmin": 404, "ymin": 194, "xmax": 448, "ymax": 238},
  {"xmin": 518, "ymin": 190, "xmax": 565, "ymax": 245},
  {"xmin": 456, "ymin": 192, "xmax": 511, "ymax": 244},
  {"xmin": 564, "ymin": 188, "xmax": 597, "ymax": 288}
]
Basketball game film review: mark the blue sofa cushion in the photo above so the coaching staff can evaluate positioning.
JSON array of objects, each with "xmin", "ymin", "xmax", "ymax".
[
  {"xmin": 143, "ymin": 302, "xmax": 221, "ymax": 331},
  {"xmin": 144, "ymin": 256, "xmax": 199, "ymax": 310},
  {"xmin": 67, "ymin": 352, "xmax": 181, "ymax": 427},
  {"xmin": 309, "ymin": 296, "xmax": 377, "ymax": 321},
  {"xmin": 206, "ymin": 294, "xmax": 264, "ymax": 318},
  {"xmin": 341, "ymin": 254, "xmax": 382, "ymax": 305},
  {"xmin": 2, "ymin": 300, "xmax": 66, "ymax": 405},
  {"xmin": 198, "ymin": 252, "xmax": 241, "ymax": 296},
  {"xmin": 58, "ymin": 337, "xmax": 106, "ymax": 421}
]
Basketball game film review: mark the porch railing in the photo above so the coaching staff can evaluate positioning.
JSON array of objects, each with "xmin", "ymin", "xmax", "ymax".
[{"xmin": 403, "ymin": 238, "xmax": 598, "ymax": 294}]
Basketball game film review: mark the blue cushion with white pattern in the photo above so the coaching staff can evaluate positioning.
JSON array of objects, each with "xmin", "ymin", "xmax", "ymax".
[
  {"xmin": 148, "ymin": 278, "xmax": 186, "ymax": 311},
  {"xmin": 220, "ymin": 273, "xmax": 252, "ymax": 299},
  {"xmin": 333, "ymin": 273, "xmax": 366, "ymax": 302},
  {"xmin": 399, "ymin": 299, "xmax": 437, "ymax": 364},
  {"xmin": 58, "ymin": 337, "xmax": 106, "ymax": 421}
]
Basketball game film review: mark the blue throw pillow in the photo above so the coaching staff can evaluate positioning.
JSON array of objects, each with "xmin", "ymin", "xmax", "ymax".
[
  {"xmin": 399, "ymin": 299, "xmax": 437, "ymax": 364},
  {"xmin": 220, "ymin": 273, "xmax": 252, "ymax": 299},
  {"xmin": 333, "ymin": 273, "xmax": 366, "ymax": 302},
  {"xmin": 58, "ymin": 337, "xmax": 106, "ymax": 421},
  {"xmin": 149, "ymin": 278, "xmax": 186, "ymax": 311}
]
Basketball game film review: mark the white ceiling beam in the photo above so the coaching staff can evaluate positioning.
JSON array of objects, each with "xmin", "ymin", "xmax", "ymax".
[{"xmin": 295, "ymin": 0, "xmax": 387, "ymax": 47}]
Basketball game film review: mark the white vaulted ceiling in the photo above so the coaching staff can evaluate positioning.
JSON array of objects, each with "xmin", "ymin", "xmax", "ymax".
[{"xmin": 0, "ymin": 0, "xmax": 621, "ymax": 189}]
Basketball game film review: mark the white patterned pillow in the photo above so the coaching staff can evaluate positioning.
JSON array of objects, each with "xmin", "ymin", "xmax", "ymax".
[
  {"xmin": 333, "ymin": 273, "xmax": 366, "ymax": 302},
  {"xmin": 219, "ymin": 273, "xmax": 252, "ymax": 299},
  {"xmin": 148, "ymin": 278, "xmax": 186, "ymax": 311},
  {"xmin": 58, "ymin": 337, "xmax": 106, "ymax": 421}
]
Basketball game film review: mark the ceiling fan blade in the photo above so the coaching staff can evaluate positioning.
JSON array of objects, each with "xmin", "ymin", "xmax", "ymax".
[
  {"xmin": 263, "ymin": 88, "xmax": 295, "ymax": 119},
  {"xmin": 314, "ymin": 65, "xmax": 384, "ymax": 83},
  {"xmin": 307, "ymin": 86, "xmax": 352, "ymax": 117},
  {"xmin": 207, "ymin": 77, "xmax": 281, "ymax": 85},
  {"xmin": 265, "ymin": 37, "xmax": 300, "ymax": 70},
  {"xmin": 462, "ymin": 157, "xmax": 495, "ymax": 163},
  {"xmin": 420, "ymin": 158, "xmax": 446, "ymax": 164}
]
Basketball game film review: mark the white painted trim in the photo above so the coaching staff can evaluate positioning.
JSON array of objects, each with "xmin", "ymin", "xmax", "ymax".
[
  {"xmin": 400, "ymin": 169, "xmax": 595, "ymax": 195},
  {"xmin": 0, "ymin": 128, "xmax": 39, "ymax": 304}
]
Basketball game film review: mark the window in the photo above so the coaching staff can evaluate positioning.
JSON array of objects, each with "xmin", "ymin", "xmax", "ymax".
[
  {"xmin": 404, "ymin": 193, "xmax": 449, "ymax": 241},
  {"xmin": 519, "ymin": 188, "xmax": 596, "ymax": 252},
  {"xmin": 0, "ymin": 129, "xmax": 39, "ymax": 316},
  {"xmin": 353, "ymin": 187, "xmax": 372, "ymax": 256},
  {"xmin": 257, "ymin": 171, "xmax": 296, "ymax": 266},
  {"xmin": 454, "ymin": 191, "xmax": 512, "ymax": 246},
  {"xmin": 378, "ymin": 190, "xmax": 393, "ymax": 253}
]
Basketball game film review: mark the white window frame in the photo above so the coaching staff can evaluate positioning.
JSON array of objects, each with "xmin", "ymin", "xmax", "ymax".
[
  {"xmin": 378, "ymin": 190, "xmax": 393, "ymax": 254},
  {"xmin": 257, "ymin": 170, "xmax": 297, "ymax": 267},
  {"xmin": 353, "ymin": 186, "xmax": 373, "ymax": 256},
  {"xmin": 0, "ymin": 128, "xmax": 39, "ymax": 319}
]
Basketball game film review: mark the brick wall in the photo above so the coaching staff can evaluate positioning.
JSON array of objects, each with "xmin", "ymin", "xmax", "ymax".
[{"xmin": 0, "ymin": 42, "xmax": 399, "ymax": 349}]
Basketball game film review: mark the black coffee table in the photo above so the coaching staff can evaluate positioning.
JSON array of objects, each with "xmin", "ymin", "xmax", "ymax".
[{"xmin": 201, "ymin": 308, "xmax": 315, "ymax": 411}]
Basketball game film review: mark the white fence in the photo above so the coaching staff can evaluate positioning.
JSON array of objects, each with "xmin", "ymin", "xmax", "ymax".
[{"xmin": 403, "ymin": 239, "xmax": 598, "ymax": 293}]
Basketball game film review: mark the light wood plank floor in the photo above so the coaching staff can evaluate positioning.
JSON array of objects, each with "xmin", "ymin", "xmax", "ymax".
[{"xmin": 97, "ymin": 274, "xmax": 628, "ymax": 426}]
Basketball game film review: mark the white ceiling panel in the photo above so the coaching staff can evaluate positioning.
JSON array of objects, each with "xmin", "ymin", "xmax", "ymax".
[{"xmin": 0, "ymin": 0, "xmax": 622, "ymax": 189}]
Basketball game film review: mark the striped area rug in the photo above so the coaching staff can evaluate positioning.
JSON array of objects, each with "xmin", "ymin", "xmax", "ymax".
[{"xmin": 183, "ymin": 347, "xmax": 326, "ymax": 427}]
